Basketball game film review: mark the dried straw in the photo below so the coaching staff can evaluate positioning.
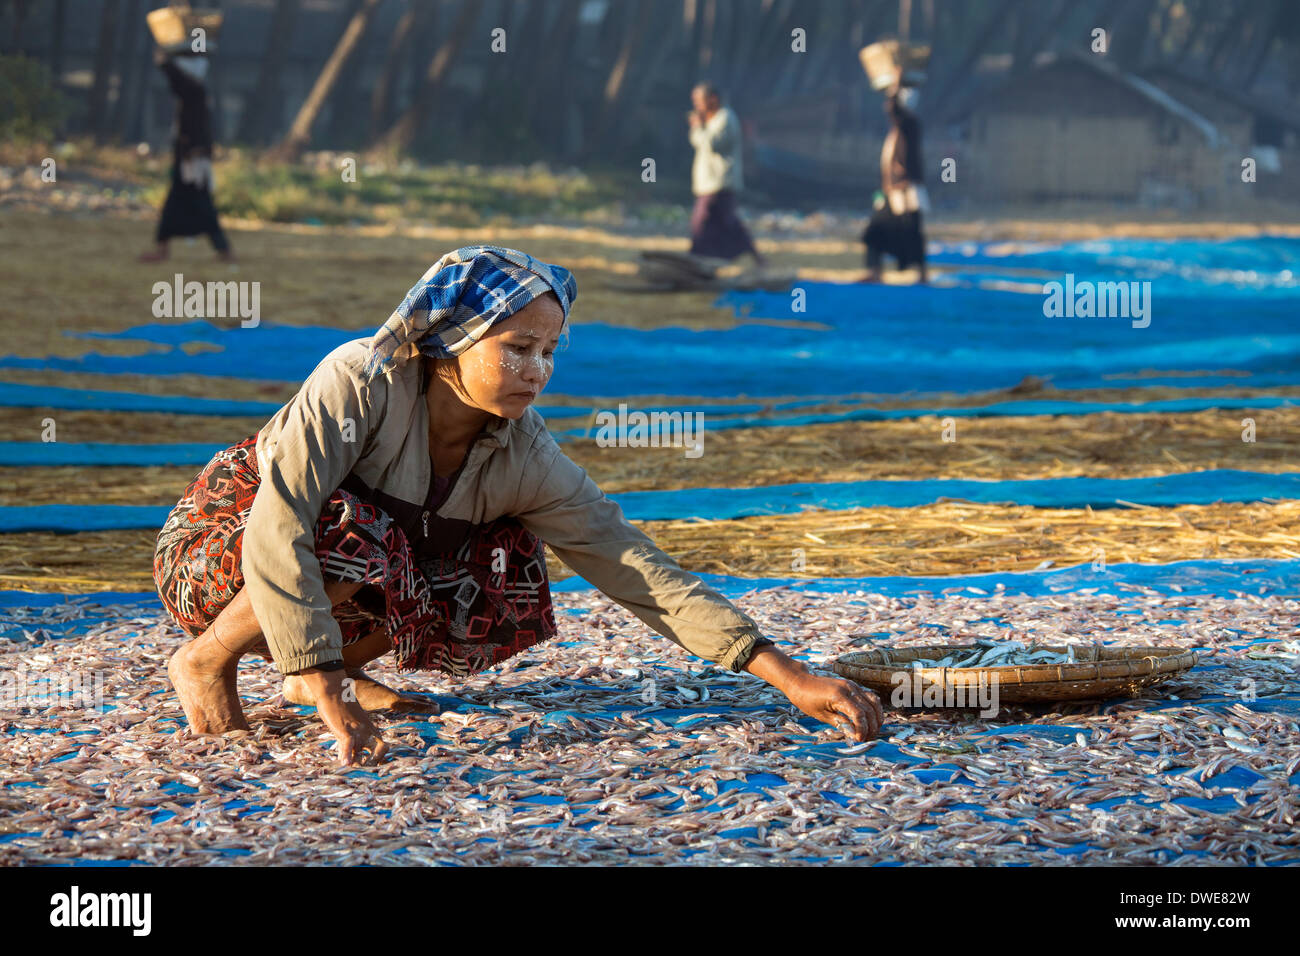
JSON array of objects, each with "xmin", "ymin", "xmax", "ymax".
[{"xmin": 2, "ymin": 500, "xmax": 1297, "ymax": 593}]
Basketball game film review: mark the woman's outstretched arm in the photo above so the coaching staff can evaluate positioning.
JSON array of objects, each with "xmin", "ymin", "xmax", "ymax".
[{"xmin": 515, "ymin": 440, "xmax": 883, "ymax": 739}]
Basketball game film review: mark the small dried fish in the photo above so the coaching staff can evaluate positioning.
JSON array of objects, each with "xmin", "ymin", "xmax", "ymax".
[
  {"xmin": 909, "ymin": 640, "xmax": 1079, "ymax": 668},
  {"xmin": 2, "ymin": 586, "xmax": 1296, "ymax": 867}
]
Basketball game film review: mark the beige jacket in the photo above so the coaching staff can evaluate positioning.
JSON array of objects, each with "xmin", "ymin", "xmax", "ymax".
[
  {"xmin": 242, "ymin": 337, "xmax": 770, "ymax": 675},
  {"xmin": 690, "ymin": 106, "xmax": 744, "ymax": 196}
]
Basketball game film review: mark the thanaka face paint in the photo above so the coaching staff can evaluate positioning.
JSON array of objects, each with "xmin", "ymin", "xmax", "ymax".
[{"xmin": 430, "ymin": 293, "xmax": 566, "ymax": 421}]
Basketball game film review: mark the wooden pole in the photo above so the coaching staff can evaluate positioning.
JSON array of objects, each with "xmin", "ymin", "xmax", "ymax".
[
  {"xmin": 368, "ymin": 1, "xmax": 424, "ymax": 142},
  {"xmin": 925, "ymin": 0, "xmax": 1018, "ymax": 115},
  {"xmin": 370, "ymin": 0, "xmax": 480, "ymax": 158},
  {"xmin": 1173, "ymin": 0, "xmax": 1210, "ymax": 67},
  {"xmin": 1235, "ymin": 0, "xmax": 1281, "ymax": 92},
  {"xmin": 581, "ymin": 0, "xmax": 656, "ymax": 161},
  {"xmin": 237, "ymin": 0, "xmax": 302, "ymax": 145},
  {"xmin": 1204, "ymin": 0, "xmax": 1247, "ymax": 73},
  {"xmin": 271, "ymin": 0, "xmax": 383, "ymax": 162},
  {"xmin": 88, "ymin": 0, "xmax": 121, "ymax": 143},
  {"xmin": 699, "ymin": 0, "xmax": 717, "ymax": 75},
  {"xmin": 50, "ymin": 0, "xmax": 65, "ymax": 81},
  {"xmin": 525, "ymin": 0, "xmax": 583, "ymax": 160},
  {"xmin": 107, "ymin": 0, "xmax": 145, "ymax": 143}
]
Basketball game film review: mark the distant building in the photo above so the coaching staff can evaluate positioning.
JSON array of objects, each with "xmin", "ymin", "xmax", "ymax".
[
  {"xmin": 1139, "ymin": 65, "xmax": 1300, "ymax": 202},
  {"xmin": 965, "ymin": 53, "xmax": 1237, "ymax": 207}
]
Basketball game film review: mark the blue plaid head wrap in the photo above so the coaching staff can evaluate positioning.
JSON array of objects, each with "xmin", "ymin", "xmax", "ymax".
[{"xmin": 362, "ymin": 245, "xmax": 578, "ymax": 381}]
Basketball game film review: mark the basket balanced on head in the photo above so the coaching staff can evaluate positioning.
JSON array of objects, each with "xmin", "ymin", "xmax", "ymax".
[
  {"xmin": 147, "ymin": 3, "xmax": 224, "ymax": 54},
  {"xmin": 859, "ymin": 39, "xmax": 931, "ymax": 90}
]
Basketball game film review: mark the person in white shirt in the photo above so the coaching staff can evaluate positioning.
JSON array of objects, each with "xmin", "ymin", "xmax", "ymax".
[{"xmin": 687, "ymin": 84, "xmax": 766, "ymax": 267}]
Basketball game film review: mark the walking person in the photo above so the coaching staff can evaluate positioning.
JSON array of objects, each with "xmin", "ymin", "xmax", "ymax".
[
  {"xmin": 687, "ymin": 83, "xmax": 766, "ymax": 268},
  {"xmin": 139, "ymin": 47, "xmax": 233, "ymax": 263},
  {"xmin": 862, "ymin": 85, "xmax": 927, "ymax": 283}
]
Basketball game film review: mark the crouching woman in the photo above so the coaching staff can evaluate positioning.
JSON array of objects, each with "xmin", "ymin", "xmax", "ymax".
[{"xmin": 153, "ymin": 246, "xmax": 882, "ymax": 765}]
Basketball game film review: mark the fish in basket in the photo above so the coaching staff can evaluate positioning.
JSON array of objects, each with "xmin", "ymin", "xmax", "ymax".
[{"xmin": 833, "ymin": 640, "xmax": 1198, "ymax": 706}]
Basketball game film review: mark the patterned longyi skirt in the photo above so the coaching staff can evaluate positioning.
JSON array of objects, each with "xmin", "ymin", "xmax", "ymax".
[{"xmin": 152, "ymin": 434, "xmax": 558, "ymax": 676}]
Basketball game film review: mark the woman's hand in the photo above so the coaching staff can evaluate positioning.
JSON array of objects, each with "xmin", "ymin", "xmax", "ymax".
[
  {"xmin": 298, "ymin": 668, "xmax": 388, "ymax": 766},
  {"xmin": 743, "ymin": 643, "xmax": 884, "ymax": 741},
  {"xmin": 783, "ymin": 671, "xmax": 883, "ymax": 742}
]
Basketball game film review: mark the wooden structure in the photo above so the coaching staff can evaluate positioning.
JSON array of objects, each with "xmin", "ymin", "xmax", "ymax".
[
  {"xmin": 964, "ymin": 54, "xmax": 1232, "ymax": 206},
  {"xmin": 1140, "ymin": 65, "xmax": 1300, "ymax": 202}
]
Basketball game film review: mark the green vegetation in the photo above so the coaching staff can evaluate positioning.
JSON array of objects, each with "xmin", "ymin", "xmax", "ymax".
[
  {"xmin": 0, "ymin": 55, "xmax": 71, "ymax": 142},
  {"xmin": 2, "ymin": 135, "xmax": 691, "ymax": 228},
  {"xmin": 200, "ymin": 151, "xmax": 689, "ymax": 227}
]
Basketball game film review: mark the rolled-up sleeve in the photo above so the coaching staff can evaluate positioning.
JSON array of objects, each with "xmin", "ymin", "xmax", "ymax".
[
  {"xmin": 515, "ymin": 439, "xmax": 770, "ymax": 672},
  {"xmin": 241, "ymin": 362, "xmax": 380, "ymax": 674}
]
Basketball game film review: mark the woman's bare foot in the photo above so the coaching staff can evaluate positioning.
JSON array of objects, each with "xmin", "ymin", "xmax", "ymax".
[
  {"xmin": 282, "ymin": 671, "xmax": 437, "ymax": 714},
  {"xmin": 166, "ymin": 640, "xmax": 251, "ymax": 734},
  {"xmin": 138, "ymin": 244, "xmax": 169, "ymax": 262}
]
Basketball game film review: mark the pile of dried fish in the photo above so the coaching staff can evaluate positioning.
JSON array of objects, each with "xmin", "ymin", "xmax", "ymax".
[
  {"xmin": 1, "ymin": 586, "xmax": 1298, "ymax": 866},
  {"xmin": 909, "ymin": 640, "xmax": 1077, "ymax": 668}
]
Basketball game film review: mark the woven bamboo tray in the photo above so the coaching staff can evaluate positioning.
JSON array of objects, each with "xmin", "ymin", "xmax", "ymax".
[{"xmin": 833, "ymin": 644, "xmax": 1198, "ymax": 704}]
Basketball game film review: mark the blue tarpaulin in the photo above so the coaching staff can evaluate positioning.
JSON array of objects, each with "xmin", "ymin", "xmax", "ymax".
[
  {"xmin": 5, "ymin": 307, "xmax": 1296, "ymax": 397},
  {"xmin": 609, "ymin": 469, "xmax": 1299, "ymax": 520},
  {"xmin": 927, "ymin": 235, "xmax": 1300, "ymax": 288},
  {"xmin": 2, "ymin": 235, "xmax": 1296, "ymax": 398},
  {"xmin": 4, "ymin": 557, "xmax": 1297, "ymax": 607},
  {"xmin": 0, "ymin": 441, "xmax": 227, "ymax": 467},
  {"xmin": 555, "ymin": 557, "xmax": 1300, "ymax": 600},
  {"xmin": 0, "ymin": 381, "xmax": 283, "ymax": 416}
]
